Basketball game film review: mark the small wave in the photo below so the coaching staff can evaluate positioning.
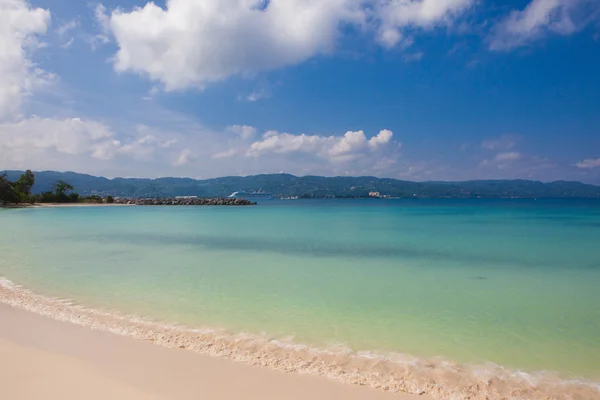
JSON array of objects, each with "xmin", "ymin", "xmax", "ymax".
[
  {"xmin": 0, "ymin": 277, "xmax": 19, "ymax": 288},
  {"xmin": 1, "ymin": 277, "xmax": 599, "ymax": 400}
]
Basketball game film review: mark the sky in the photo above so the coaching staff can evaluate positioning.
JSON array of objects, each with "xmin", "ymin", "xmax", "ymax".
[{"xmin": 1, "ymin": 0, "xmax": 600, "ymax": 183}]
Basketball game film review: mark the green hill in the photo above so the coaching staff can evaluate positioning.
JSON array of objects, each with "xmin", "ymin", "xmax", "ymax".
[{"xmin": 3, "ymin": 171, "xmax": 600, "ymax": 199}]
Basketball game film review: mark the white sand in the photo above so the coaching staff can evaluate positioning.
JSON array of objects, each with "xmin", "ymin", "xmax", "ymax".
[{"xmin": 0, "ymin": 304, "xmax": 428, "ymax": 400}]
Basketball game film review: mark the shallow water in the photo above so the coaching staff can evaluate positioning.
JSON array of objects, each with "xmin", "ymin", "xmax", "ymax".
[{"xmin": 1, "ymin": 199, "xmax": 599, "ymax": 389}]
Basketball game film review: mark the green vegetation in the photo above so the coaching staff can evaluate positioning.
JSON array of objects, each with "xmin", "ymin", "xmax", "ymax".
[
  {"xmin": 1, "ymin": 170, "xmax": 35, "ymax": 205},
  {"xmin": 0, "ymin": 174, "xmax": 21, "ymax": 205},
  {"xmin": 38, "ymin": 180, "xmax": 80, "ymax": 203},
  {"xmin": 15, "ymin": 169, "xmax": 35, "ymax": 202},
  {"xmin": 1, "ymin": 171, "xmax": 109, "ymax": 206}
]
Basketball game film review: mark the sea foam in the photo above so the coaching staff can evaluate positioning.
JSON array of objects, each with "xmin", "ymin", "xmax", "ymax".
[{"xmin": 1, "ymin": 277, "xmax": 599, "ymax": 400}]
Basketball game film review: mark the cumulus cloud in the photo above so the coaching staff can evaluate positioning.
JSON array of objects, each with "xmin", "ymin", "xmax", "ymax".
[
  {"xmin": 0, "ymin": 1, "xmax": 190, "ymax": 174},
  {"xmin": 0, "ymin": 117, "xmax": 119, "ymax": 163},
  {"xmin": 576, "ymin": 158, "xmax": 600, "ymax": 169},
  {"xmin": 243, "ymin": 128, "xmax": 399, "ymax": 170},
  {"xmin": 490, "ymin": 0, "xmax": 600, "ymax": 51},
  {"xmin": 100, "ymin": 0, "xmax": 479, "ymax": 90},
  {"xmin": 106, "ymin": 0, "xmax": 366, "ymax": 90},
  {"xmin": 368, "ymin": 128, "xmax": 393, "ymax": 149},
  {"xmin": 97, "ymin": 0, "xmax": 599, "ymax": 91},
  {"xmin": 201, "ymin": 128, "xmax": 400, "ymax": 177},
  {"xmin": 0, "ymin": 0, "xmax": 51, "ymax": 120},
  {"xmin": 0, "ymin": 117, "xmax": 181, "ymax": 165},
  {"xmin": 375, "ymin": 0, "xmax": 475, "ymax": 47}
]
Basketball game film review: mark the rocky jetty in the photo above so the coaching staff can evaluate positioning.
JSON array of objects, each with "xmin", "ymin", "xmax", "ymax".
[{"xmin": 113, "ymin": 197, "xmax": 255, "ymax": 206}]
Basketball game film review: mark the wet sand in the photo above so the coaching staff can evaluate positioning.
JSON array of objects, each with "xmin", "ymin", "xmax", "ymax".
[
  {"xmin": 2, "ymin": 277, "xmax": 599, "ymax": 400},
  {"xmin": 0, "ymin": 304, "xmax": 428, "ymax": 400}
]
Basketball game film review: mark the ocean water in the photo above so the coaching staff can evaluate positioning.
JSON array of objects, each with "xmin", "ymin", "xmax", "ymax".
[{"xmin": 1, "ymin": 199, "xmax": 600, "ymax": 396}]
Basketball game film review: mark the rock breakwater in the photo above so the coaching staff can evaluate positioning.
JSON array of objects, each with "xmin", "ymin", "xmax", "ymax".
[{"xmin": 113, "ymin": 197, "xmax": 255, "ymax": 206}]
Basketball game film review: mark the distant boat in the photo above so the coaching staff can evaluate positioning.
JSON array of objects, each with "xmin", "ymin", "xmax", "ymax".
[{"xmin": 228, "ymin": 189, "xmax": 272, "ymax": 200}]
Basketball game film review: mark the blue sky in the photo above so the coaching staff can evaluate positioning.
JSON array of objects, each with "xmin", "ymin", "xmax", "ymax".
[{"xmin": 1, "ymin": 0, "xmax": 599, "ymax": 183}]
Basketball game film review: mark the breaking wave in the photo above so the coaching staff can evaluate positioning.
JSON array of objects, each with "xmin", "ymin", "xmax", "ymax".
[{"xmin": 1, "ymin": 277, "xmax": 599, "ymax": 400}]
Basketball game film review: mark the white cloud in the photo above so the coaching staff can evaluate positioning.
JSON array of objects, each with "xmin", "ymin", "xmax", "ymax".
[
  {"xmin": 375, "ymin": 0, "xmax": 475, "ymax": 47},
  {"xmin": 0, "ymin": 117, "xmax": 120, "ymax": 161},
  {"xmin": 2, "ymin": 1, "xmax": 598, "ymax": 185},
  {"xmin": 247, "ymin": 132, "xmax": 325, "ymax": 156},
  {"xmin": 88, "ymin": 4, "xmax": 111, "ymax": 49},
  {"xmin": 115, "ymin": 125, "xmax": 178, "ymax": 161},
  {"xmin": 477, "ymin": 151, "xmax": 554, "ymax": 176},
  {"xmin": 576, "ymin": 158, "xmax": 600, "ymax": 169},
  {"xmin": 95, "ymin": 3, "xmax": 111, "ymax": 34},
  {"xmin": 222, "ymin": 128, "xmax": 401, "ymax": 177},
  {"xmin": 0, "ymin": 1, "xmax": 177, "ymax": 173},
  {"xmin": 0, "ymin": 0, "xmax": 191, "ymax": 175},
  {"xmin": 56, "ymin": 19, "xmax": 78, "ymax": 37},
  {"xmin": 212, "ymin": 148, "xmax": 238, "ymax": 159},
  {"xmin": 494, "ymin": 151, "xmax": 522, "ymax": 162},
  {"xmin": 490, "ymin": 0, "xmax": 600, "ymax": 51},
  {"xmin": 481, "ymin": 135, "xmax": 517, "ymax": 150},
  {"xmin": 244, "ymin": 129, "xmax": 399, "ymax": 168},
  {"xmin": 0, "ymin": 117, "xmax": 186, "ymax": 171},
  {"xmin": 368, "ymin": 128, "xmax": 393, "ymax": 149},
  {"xmin": 101, "ymin": 0, "xmax": 479, "ymax": 90},
  {"xmin": 106, "ymin": 0, "xmax": 367, "ymax": 90},
  {"xmin": 0, "ymin": 0, "xmax": 51, "ymax": 120},
  {"xmin": 56, "ymin": 19, "xmax": 79, "ymax": 48},
  {"xmin": 61, "ymin": 37, "xmax": 74, "ymax": 49},
  {"xmin": 174, "ymin": 149, "xmax": 198, "ymax": 166},
  {"xmin": 227, "ymin": 125, "xmax": 257, "ymax": 140},
  {"xmin": 239, "ymin": 90, "xmax": 269, "ymax": 102}
]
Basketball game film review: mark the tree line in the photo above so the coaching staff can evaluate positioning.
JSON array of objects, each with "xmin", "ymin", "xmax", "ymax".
[{"xmin": 0, "ymin": 170, "xmax": 113, "ymax": 206}]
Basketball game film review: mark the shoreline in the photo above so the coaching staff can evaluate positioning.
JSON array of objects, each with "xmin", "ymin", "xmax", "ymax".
[
  {"xmin": 1, "ymin": 197, "xmax": 255, "ymax": 208},
  {"xmin": 1, "ymin": 203, "xmax": 133, "ymax": 208},
  {"xmin": 0, "ymin": 303, "xmax": 419, "ymax": 400},
  {"xmin": 1, "ymin": 277, "xmax": 599, "ymax": 400}
]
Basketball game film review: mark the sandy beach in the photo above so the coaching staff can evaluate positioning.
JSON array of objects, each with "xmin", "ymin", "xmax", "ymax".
[
  {"xmin": 0, "ymin": 303, "xmax": 429, "ymax": 400},
  {"xmin": 31, "ymin": 203, "xmax": 133, "ymax": 207},
  {"xmin": 1, "ymin": 203, "xmax": 133, "ymax": 209}
]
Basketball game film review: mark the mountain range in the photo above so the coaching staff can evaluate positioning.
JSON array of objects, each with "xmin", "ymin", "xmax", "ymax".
[{"xmin": 3, "ymin": 170, "xmax": 600, "ymax": 199}]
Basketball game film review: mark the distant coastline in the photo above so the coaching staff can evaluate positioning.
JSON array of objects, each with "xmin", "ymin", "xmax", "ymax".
[
  {"xmin": 3, "ymin": 170, "xmax": 600, "ymax": 200},
  {"xmin": 1, "ymin": 170, "xmax": 255, "ymax": 208}
]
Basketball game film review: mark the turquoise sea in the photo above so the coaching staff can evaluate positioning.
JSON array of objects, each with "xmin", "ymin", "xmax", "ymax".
[{"xmin": 1, "ymin": 199, "xmax": 600, "ymax": 394}]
